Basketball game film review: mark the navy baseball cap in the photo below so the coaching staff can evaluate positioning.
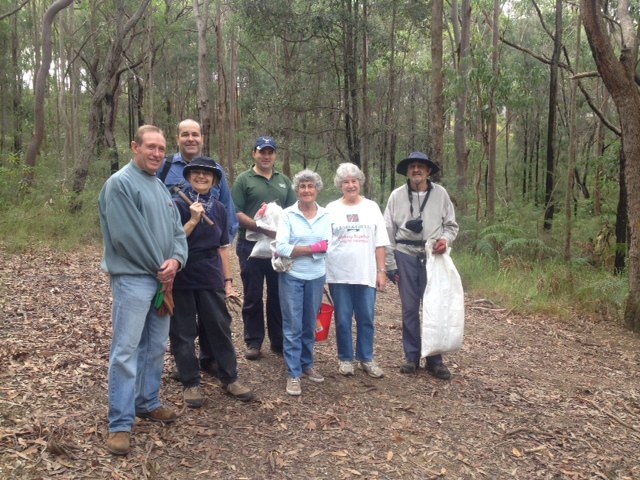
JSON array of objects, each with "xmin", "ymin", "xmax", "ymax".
[{"xmin": 254, "ymin": 136, "xmax": 277, "ymax": 151}]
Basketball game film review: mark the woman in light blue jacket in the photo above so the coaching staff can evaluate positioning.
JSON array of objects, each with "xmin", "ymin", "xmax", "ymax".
[{"xmin": 275, "ymin": 170, "xmax": 331, "ymax": 396}]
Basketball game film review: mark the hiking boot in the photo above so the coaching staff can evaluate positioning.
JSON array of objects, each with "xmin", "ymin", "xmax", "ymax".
[
  {"xmin": 224, "ymin": 381, "xmax": 255, "ymax": 402},
  {"xmin": 270, "ymin": 346, "xmax": 283, "ymax": 356},
  {"xmin": 399, "ymin": 361, "xmax": 418, "ymax": 374},
  {"xmin": 107, "ymin": 432, "xmax": 130, "ymax": 456},
  {"xmin": 302, "ymin": 367, "xmax": 325, "ymax": 383},
  {"xmin": 136, "ymin": 406, "xmax": 177, "ymax": 424},
  {"xmin": 183, "ymin": 386, "xmax": 204, "ymax": 408},
  {"xmin": 426, "ymin": 363, "xmax": 451, "ymax": 380},
  {"xmin": 286, "ymin": 377, "xmax": 302, "ymax": 396},
  {"xmin": 245, "ymin": 347, "xmax": 260, "ymax": 361},
  {"xmin": 338, "ymin": 361, "xmax": 355, "ymax": 377},
  {"xmin": 171, "ymin": 366, "xmax": 180, "ymax": 381},
  {"xmin": 360, "ymin": 360, "xmax": 384, "ymax": 378}
]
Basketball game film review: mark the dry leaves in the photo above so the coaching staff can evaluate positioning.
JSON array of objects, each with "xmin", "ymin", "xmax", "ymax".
[{"xmin": 0, "ymin": 246, "xmax": 639, "ymax": 479}]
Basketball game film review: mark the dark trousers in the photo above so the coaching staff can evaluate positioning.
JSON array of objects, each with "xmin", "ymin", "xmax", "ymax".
[
  {"xmin": 170, "ymin": 289, "xmax": 238, "ymax": 386},
  {"xmin": 395, "ymin": 250, "xmax": 442, "ymax": 367},
  {"xmin": 236, "ymin": 239, "xmax": 283, "ymax": 351}
]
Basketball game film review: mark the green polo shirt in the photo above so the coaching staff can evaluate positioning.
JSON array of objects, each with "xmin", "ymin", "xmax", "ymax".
[{"xmin": 231, "ymin": 167, "xmax": 296, "ymax": 240}]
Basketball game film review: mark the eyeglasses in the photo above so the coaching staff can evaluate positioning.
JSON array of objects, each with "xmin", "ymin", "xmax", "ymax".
[{"xmin": 191, "ymin": 170, "xmax": 213, "ymax": 177}]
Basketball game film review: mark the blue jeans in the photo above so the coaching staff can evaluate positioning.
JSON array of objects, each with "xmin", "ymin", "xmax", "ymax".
[
  {"xmin": 236, "ymin": 239, "xmax": 283, "ymax": 351},
  {"xmin": 395, "ymin": 251, "xmax": 443, "ymax": 367},
  {"xmin": 108, "ymin": 275, "xmax": 170, "ymax": 432},
  {"xmin": 329, "ymin": 283, "xmax": 377, "ymax": 362},
  {"xmin": 279, "ymin": 272, "xmax": 325, "ymax": 378}
]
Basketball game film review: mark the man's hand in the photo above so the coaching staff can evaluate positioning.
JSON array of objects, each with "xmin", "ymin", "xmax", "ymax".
[
  {"xmin": 310, "ymin": 240, "xmax": 328, "ymax": 254},
  {"xmin": 386, "ymin": 269, "xmax": 399, "ymax": 284},
  {"xmin": 157, "ymin": 258, "xmax": 180, "ymax": 290},
  {"xmin": 432, "ymin": 239, "xmax": 447, "ymax": 255}
]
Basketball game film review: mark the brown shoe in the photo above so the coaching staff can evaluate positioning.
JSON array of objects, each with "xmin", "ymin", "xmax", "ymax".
[
  {"xmin": 107, "ymin": 432, "xmax": 130, "ymax": 456},
  {"xmin": 223, "ymin": 381, "xmax": 255, "ymax": 402},
  {"xmin": 183, "ymin": 386, "xmax": 204, "ymax": 408},
  {"xmin": 136, "ymin": 406, "xmax": 177, "ymax": 424},
  {"xmin": 245, "ymin": 347, "xmax": 260, "ymax": 361}
]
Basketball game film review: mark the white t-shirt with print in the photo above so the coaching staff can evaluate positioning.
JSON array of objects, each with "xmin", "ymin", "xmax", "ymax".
[{"xmin": 326, "ymin": 197, "xmax": 390, "ymax": 288}]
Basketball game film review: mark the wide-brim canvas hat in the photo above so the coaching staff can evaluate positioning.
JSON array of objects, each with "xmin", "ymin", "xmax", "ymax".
[
  {"xmin": 183, "ymin": 156, "xmax": 222, "ymax": 181},
  {"xmin": 396, "ymin": 151, "xmax": 440, "ymax": 176}
]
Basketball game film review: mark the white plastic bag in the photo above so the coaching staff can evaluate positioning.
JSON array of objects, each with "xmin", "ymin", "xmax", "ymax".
[
  {"xmin": 421, "ymin": 243, "xmax": 465, "ymax": 357},
  {"xmin": 247, "ymin": 202, "xmax": 283, "ymax": 258},
  {"xmin": 270, "ymin": 240, "xmax": 293, "ymax": 272}
]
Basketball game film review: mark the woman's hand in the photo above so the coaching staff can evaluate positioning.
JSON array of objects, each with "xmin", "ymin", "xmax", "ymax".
[{"xmin": 189, "ymin": 202, "xmax": 204, "ymax": 222}]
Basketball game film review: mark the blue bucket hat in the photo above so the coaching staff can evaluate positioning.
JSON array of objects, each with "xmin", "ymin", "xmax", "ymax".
[
  {"xmin": 183, "ymin": 156, "xmax": 222, "ymax": 182},
  {"xmin": 396, "ymin": 151, "xmax": 440, "ymax": 176}
]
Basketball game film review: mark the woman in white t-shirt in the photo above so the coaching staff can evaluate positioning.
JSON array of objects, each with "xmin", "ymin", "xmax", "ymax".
[{"xmin": 326, "ymin": 163, "xmax": 390, "ymax": 378}]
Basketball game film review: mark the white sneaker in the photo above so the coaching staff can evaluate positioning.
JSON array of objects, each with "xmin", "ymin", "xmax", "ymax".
[
  {"xmin": 286, "ymin": 377, "xmax": 301, "ymax": 396},
  {"xmin": 360, "ymin": 360, "xmax": 384, "ymax": 378},
  {"xmin": 338, "ymin": 361, "xmax": 355, "ymax": 376}
]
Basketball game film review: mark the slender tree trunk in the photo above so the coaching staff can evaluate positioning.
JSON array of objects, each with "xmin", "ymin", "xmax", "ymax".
[
  {"xmin": 564, "ymin": 11, "xmax": 581, "ymax": 261},
  {"xmin": 361, "ymin": 0, "xmax": 370, "ymax": 196},
  {"xmin": 215, "ymin": 2, "xmax": 228, "ymax": 171},
  {"xmin": 382, "ymin": 0, "xmax": 398, "ymax": 197},
  {"xmin": 453, "ymin": 0, "xmax": 471, "ymax": 212},
  {"xmin": 23, "ymin": 0, "xmax": 74, "ymax": 187},
  {"xmin": 543, "ymin": 0, "xmax": 562, "ymax": 231},
  {"xmin": 430, "ymin": 0, "xmax": 444, "ymax": 173},
  {"xmin": 486, "ymin": 0, "xmax": 499, "ymax": 220},
  {"xmin": 11, "ymin": 13, "xmax": 23, "ymax": 154},
  {"xmin": 228, "ymin": 26, "xmax": 239, "ymax": 181},
  {"xmin": 194, "ymin": 0, "xmax": 212, "ymax": 156}
]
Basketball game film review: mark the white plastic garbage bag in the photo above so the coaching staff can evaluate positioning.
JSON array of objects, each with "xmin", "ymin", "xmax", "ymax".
[
  {"xmin": 246, "ymin": 202, "xmax": 283, "ymax": 258},
  {"xmin": 421, "ymin": 242, "xmax": 465, "ymax": 357}
]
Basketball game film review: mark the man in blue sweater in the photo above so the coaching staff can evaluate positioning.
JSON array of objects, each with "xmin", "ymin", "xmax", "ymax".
[
  {"xmin": 99, "ymin": 125, "xmax": 188, "ymax": 456},
  {"xmin": 158, "ymin": 119, "xmax": 238, "ymax": 243}
]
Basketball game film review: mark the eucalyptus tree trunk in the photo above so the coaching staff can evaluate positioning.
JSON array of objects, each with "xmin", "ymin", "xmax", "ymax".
[
  {"xmin": 71, "ymin": 0, "xmax": 151, "ymax": 206},
  {"xmin": 342, "ymin": 0, "xmax": 360, "ymax": 167},
  {"xmin": 228, "ymin": 26, "xmax": 239, "ymax": 182},
  {"xmin": 581, "ymin": 0, "xmax": 640, "ymax": 331},
  {"xmin": 361, "ymin": 0, "xmax": 370, "ymax": 197},
  {"xmin": 381, "ymin": 0, "xmax": 398, "ymax": 199},
  {"xmin": 542, "ymin": 0, "xmax": 562, "ymax": 231},
  {"xmin": 486, "ymin": 0, "xmax": 499, "ymax": 221},
  {"xmin": 194, "ymin": 0, "xmax": 212, "ymax": 156},
  {"xmin": 430, "ymin": 0, "xmax": 444, "ymax": 174},
  {"xmin": 215, "ymin": 2, "xmax": 228, "ymax": 171},
  {"xmin": 452, "ymin": 0, "xmax": 471, "ymax": 212},
  {"xmin": 11, "ymin": 13, "xmax": 23, "ymax": 154},
  {"xmin": 23, "ymin": 0, "xmax": 74, "ymax": 187},
  {"xmin": 564, "ymin": 11, "xmax": 581, "ymax": 261}
]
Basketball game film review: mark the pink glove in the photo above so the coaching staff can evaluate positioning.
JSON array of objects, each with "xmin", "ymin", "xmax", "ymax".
[
  {"xmin": 255, "ymin": 202, "xmax": 268, "ymax": 219},
  {"xmin": 310, "ymin": 240, "xmax": 328, "ymax": 254},
  {"xmin": 432, "ymin": 239, "xmax": 447, "ymax": 255}
]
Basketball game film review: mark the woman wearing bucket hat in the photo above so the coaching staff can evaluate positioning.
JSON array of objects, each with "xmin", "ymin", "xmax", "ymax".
[
  {"xmin": 170, "ymin": 156, "xmax": 254, "ymax": 407},
  {"xmin": 326, "ymin": 163, "xmax": 390, "ymax": 378},
  {"xmin": 274, "ymin": 169, "xmax": 332, "ymax": 396},
  {"xmin": 383, "ymin": 151, "xmax": 459, "ymax": 379}
]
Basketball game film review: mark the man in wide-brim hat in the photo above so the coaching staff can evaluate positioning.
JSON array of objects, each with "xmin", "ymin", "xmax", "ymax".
[
  {"xmin": 383, "ymin": 151, "xmax": 459, "ymax": 379},
  {"xmin": 395, "ymin": 151, "xmax": 440, "ymax": 177}
]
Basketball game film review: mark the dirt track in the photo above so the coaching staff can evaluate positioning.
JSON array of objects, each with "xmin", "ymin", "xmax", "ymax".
[{"xmin": 1, "ymin": 247, "xmax": 639, "ymax": 479}]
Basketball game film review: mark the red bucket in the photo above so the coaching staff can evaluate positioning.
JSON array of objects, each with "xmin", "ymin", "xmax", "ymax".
[{"xmin": 315, "ymin": 303, "xmax": 334, "ymax": 342}]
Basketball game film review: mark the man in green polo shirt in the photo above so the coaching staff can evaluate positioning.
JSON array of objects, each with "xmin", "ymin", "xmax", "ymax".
[{"xmin": 232, "ymin": 136, "xmax": 297, "ymax": 360}]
